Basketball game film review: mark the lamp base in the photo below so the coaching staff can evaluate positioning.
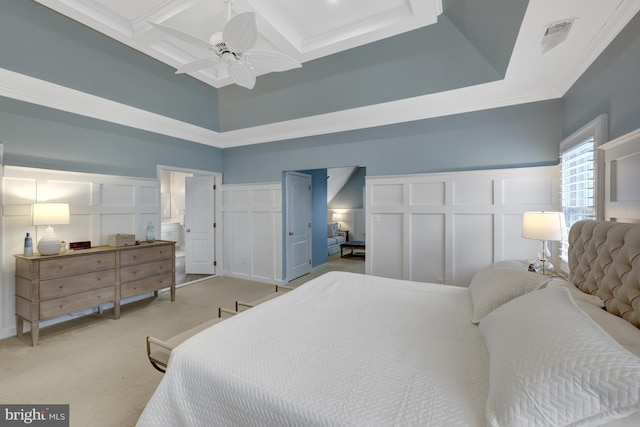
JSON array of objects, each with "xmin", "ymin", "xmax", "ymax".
[
  {"xmin": 37, "ymin": 226, "xmax": 61, "ymax": 256},
  {"xmin": 528, "ymin": 259, "xmax": 554, "ymax": 275},
  {"xmin": 37, "ymin": 239, "xmax": 61, "ymax": 256}
]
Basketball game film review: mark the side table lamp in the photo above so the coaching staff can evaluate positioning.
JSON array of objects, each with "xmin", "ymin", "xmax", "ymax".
[{"xmin": 521, "ymin": 211, "xmax": 566, "ymax": 275}]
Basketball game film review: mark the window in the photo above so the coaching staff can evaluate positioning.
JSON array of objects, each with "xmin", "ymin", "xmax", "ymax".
[
  {"xmin": 561, "ymin": 137, "xmax": 595, "ymax": 225},
  {"xmin": 559, "ymin": 115, "xmax": 607, "ymax": 263}
]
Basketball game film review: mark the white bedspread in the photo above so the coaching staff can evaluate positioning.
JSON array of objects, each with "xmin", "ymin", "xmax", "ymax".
[{"xmin": 137, "ymin": 271, "xmax": 489, "ymax": 427}]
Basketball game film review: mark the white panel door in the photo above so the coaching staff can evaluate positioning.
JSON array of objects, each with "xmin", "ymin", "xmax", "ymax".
[
  {"xmin": 286, "ymin": 172, "xmax": 311, "ymax": 282},
  {"xmin": 185, "ymin": 176, "xmax": 215, "ymax": 275}
]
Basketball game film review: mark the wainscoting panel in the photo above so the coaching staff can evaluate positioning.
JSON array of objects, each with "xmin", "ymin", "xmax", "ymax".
[
  {"xmin": 1, "ymin": 166, "xmax": 160, "ymax": 339},
  {"xmin": 369, "ymin": 213, "xmax": 404, "ymax": 279},
  {"xmin": 409, "ymin": 213, "xmax": 445, "ymax": 283},
  {"xmin": 600, "ymin": 129, "xmax": 640, "ymax": 222},
  {"xmin": 221, "ymin": 183, "xmax": 282, "ymax": 284},
  {"xmin": 452, "ymin": 214, "xmax": 494, "ymax": 285},
  {"xmin": 366, "ymin": 166, "xmax": 560, "ymax": 285}
]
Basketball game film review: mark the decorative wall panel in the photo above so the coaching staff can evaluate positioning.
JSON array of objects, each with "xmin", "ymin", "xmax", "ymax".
[
  {"xmin": 222, "ymin": 183, "xmax": 282, "ymax": 284},
  {"xmin": 366, "ymin": 165, "xmax": 559, "ymax": 285},
  {"xmin": 409, "ymin": 214, "xmax": 445, "ymax": 283},
  {"xmin": 369, "ymin": 213, "xmax": 403, "ymax": 279}
]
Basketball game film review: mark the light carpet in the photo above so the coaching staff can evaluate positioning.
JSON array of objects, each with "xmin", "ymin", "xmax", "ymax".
[{"xmin": 0, "ymin": 255, "xmax": 364, "ymax": 427}]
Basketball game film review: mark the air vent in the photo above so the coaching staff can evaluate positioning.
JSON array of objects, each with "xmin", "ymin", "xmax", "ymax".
[{"xmin": 540, "ymin": 19, "xmax": 575, "ymax": 53}]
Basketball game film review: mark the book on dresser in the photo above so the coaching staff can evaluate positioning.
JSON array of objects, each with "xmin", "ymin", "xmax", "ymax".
[{"xmin": 14, "ymin": 240, "xmax": 176, "ymax": 346}]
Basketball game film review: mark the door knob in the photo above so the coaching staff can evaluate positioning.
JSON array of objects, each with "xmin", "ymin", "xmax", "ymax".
[
  {"xmin": 186, "ymin": 228, "xmax": 191, "ymax": 233},
  {"xmin": 289, "ymin": 231, "xmax": 293, "ymax": 236}
]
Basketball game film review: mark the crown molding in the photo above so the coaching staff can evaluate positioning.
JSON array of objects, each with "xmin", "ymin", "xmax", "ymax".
[
  {"xmin": 1, "ymin": 67, "xmax": 566, "ymax": 150},
  {"xmin": 0, "ymin": 68, "xmax": 221, "ymax": 147},
  {"xmin": 217, "ymin": 84, "xmax": 563, "ymax": 148}
]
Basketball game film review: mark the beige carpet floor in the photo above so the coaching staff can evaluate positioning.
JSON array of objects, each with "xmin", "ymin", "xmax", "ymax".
[{"xmin": 0, "ymin": 255, "xmax": 364, "ymax": 427}]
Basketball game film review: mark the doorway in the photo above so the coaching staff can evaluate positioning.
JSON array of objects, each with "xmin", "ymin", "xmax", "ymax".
[
  {"xmin": 284, "ymin": 166, "xmax": 366, "ymax": 281},
  {"xmin": 158, "ymin": 165, "xmax": 222, "ymax": 285}
]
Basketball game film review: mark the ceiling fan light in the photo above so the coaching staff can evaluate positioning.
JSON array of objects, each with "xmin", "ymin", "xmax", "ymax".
[{"xmin": 221, "ymin": 52, "xmax": 236, "ymax": 64}]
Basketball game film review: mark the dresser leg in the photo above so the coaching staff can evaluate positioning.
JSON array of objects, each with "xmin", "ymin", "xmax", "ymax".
[
  {"xmin": 171, "ymin": 285, "xmax": 175, "ymax": 302},
  {"xmin": 16, "ymin": 316, "xmax": 23, "ymax": 337},
  {"xmin": 114, "ymin": 302, "xmax": 121, "ymax": 319},
  {"xmin": 31, "ymin": 323, "xmax": 39, "ymax": 347}
]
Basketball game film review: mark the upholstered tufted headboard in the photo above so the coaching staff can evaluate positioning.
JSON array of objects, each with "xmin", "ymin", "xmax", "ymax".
[{"xmin": 569, "ymin": 220, "xmax": 640, "ymax": 328}]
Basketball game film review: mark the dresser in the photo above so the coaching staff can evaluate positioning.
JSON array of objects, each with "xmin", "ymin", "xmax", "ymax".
[{"xmin": 15, "ymin": 240, "xmax": 175, "ymax": 346}]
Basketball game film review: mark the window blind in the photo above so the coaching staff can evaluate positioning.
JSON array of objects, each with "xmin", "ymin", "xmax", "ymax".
[{"xmin": 560, "ymin": 136, "xmax": 595, "ymax": 261}]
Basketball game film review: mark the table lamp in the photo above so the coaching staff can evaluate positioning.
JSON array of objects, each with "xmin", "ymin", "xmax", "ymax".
[
  {"xmin": 331, "ymin": 212, "xmax": 344, "ymax": 230},
  {"xmin": 32, "ymin": 203, "xmax": 70, "ymax": 255},
  {"xmin": 521, "ymin": 211, "xmax": 566, "ymax": 275}
]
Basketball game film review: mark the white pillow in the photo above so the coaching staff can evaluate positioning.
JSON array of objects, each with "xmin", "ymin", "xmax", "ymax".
[
  {"xmin": 479, "ymin": 286, "xmax": 640, "ymax": 427},
  {"xmin": 327, "ymin": 223, "xmax": 339, "ymax": 237},
  {"xmin": 469, "ymin": 260, "xmax": 551, "ymax": 323},
  {"xmin": 576, "ymin": 300, "xmax": 640, "ymax": 358}
]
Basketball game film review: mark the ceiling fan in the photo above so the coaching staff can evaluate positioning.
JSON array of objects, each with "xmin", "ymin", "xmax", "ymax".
[{"xmin": 150, "ymin": 1, "xmax": 301, "ymax": 89}]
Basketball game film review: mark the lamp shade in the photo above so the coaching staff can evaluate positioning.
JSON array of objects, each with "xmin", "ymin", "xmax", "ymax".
[
  {"xmin": 32, "ymin": 203, "xmax": 70, "ymax": 226},
  {"xmin": 521, "ymin": 211, "xmax": 566, "ymax": 241},
  {"xmin": 331, "ymin": 212, "xmax": 343, "ymax": 222}
]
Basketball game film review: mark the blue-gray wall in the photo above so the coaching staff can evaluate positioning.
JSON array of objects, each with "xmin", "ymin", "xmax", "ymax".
[
  {"xmin": 0, "ymin": 0, "xmax": 219, "ymax": 131},
  {"xmin": 0, "ymin": 97, "xmax": 223, "ymax": 178},
  {"xmin": 223, "ymin": 99, "xmax": 562, "ymax": 184},
  {"xmin": 218, "ymin": 14, "xmax": 507, "ymax": 131},
  {"xmin": 562, "ymin": 11, "xmax": 640, "ymax": 141},
  {"xmin": 298, "ymin": 169, "xmax": 329, "ymax": 268},
  {"xmin": 217, "ymin": 0, "xmax": 529, "ymax": 131}
]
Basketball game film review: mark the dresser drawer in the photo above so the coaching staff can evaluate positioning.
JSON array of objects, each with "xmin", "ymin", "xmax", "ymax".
[
  {"xmin": 121, "ymin": 272, "xmax": 173, "ymax": 299},
  {"xmin": 40, "ymin": 286, "xmax": 115, "ymax": 320},
  {"xmin": 120, "ymin": 259, "xmax": 172, "ymax": 283},
  {"xmin": 39, "ymin": 253, "xmax": 116, "ymax": 279},
  {"xmin": 40, "ymin": 269, "xmax": 116, "ymax": 300},
  {"xmin": 120, "ymin": 245, "xmax": 172, "ymax": 266}
]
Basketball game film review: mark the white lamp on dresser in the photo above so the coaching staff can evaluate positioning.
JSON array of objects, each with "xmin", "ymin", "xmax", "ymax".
[{"xmin": 32, "ymin": 203, "xmax": 70, "ymax": 255}]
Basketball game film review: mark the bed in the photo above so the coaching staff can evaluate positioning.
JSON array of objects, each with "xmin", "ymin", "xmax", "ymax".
[{"xmin": 137, "ymin": 220, "xmax": 640, "ymax": 427}]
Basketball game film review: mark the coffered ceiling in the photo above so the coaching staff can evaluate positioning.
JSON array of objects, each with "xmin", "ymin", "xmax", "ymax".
[{"xmin": 33, "ymin": 0, "xmax": 442, "ymax": 88}]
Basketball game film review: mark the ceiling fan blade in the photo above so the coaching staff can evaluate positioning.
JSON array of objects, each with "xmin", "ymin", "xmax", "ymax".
[
  {"xmin": 149, "ymin": 22, "xmax": 213, "ymax": 51},
  {"xmin": 228, "ymin": 62, "xmax": 256, "ymax": 89},
  {"xmin": 245, "ymin": 49, "xmax": 302, "ymax": 72},
  {"xmin": 175, "ymin": 58, "xmax": 220, "ymax": 74},
  {"xmin": 223, "ymin": 12, "xmax": 258, "ymax": 53}
]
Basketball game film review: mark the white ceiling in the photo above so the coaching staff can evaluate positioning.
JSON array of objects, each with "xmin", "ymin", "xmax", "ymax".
[
  {"xmin": 3, "ymin": 0, "xmax": 640, "ymax": 149},
  {"xmin": 33, "ymin": 0, "xmax": 442, "ymax": 88}
]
